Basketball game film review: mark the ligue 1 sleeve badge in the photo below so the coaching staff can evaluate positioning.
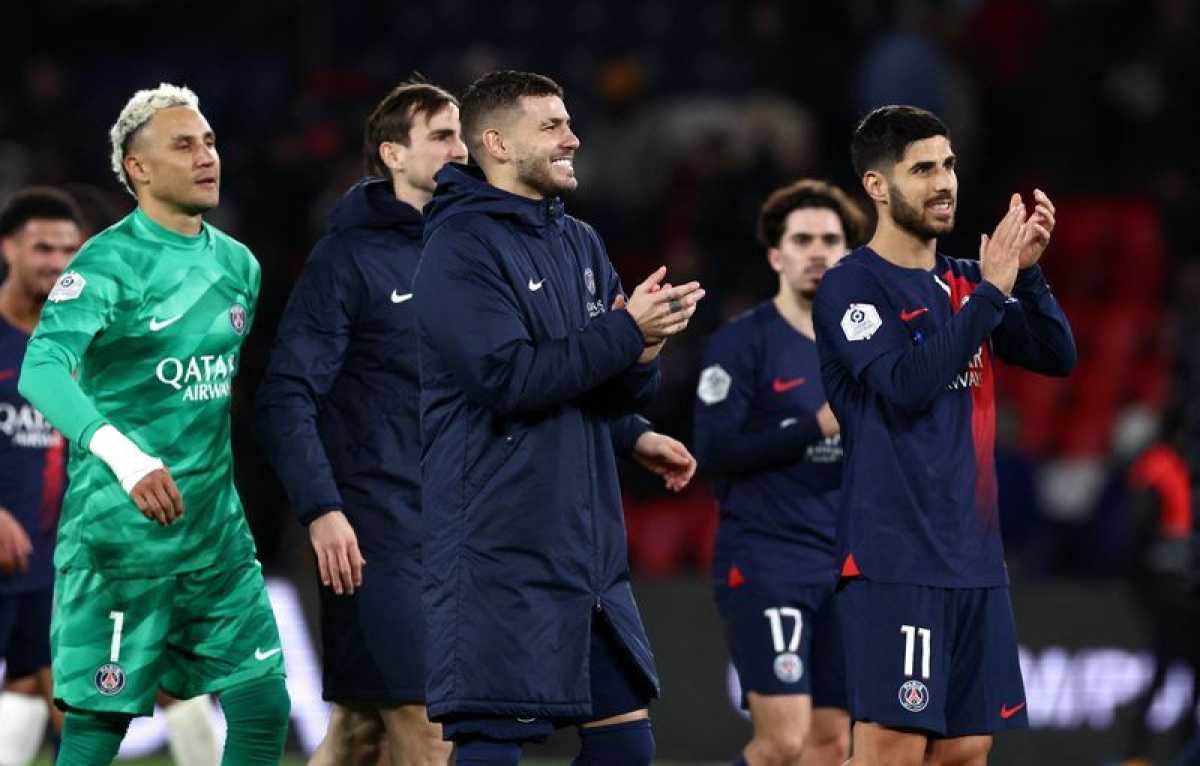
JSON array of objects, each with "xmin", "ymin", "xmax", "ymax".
[
  {"xmin": 898, "ymin": 679, "xmax": 930, "ymax": 712},
  {"xmin": 94, "ymin": 662, "xmax": 127, "ymax": 696},
  {"xmin": 48, "ymin": 271, "xmax": 86, "ymax": 302},
  {"xmin": 229, "ymin": 303, "xmax": 247, "ymax": 335}
]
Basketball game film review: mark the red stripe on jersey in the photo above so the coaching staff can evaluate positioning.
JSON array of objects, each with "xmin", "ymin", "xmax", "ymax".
[
  {"xmin": 943, "ymin": 269, "xmax": 998, "ymax": 524},
  {"xmin": 727, "ymin": 565, "xmax": 746, "ymax": 588},
  {"xmin": 39, "ymin": 434, "xmax": 65, "ymax": 532},
  {"xmin": 840, "ymin": 553, "xmax": 861, "ymax": 577}
]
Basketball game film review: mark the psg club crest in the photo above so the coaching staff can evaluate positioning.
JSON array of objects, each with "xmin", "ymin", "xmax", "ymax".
[
  {"xmin": 229, "ymin": 304, "xmax": 247, "ymax": 335},
  {"xmin": 584, "ymin": 267, "xmax": 596, "ymax": 296},
  {"xmin": 773, "ymin": 652, "xmax": 803, "ymax": 683},
  {"xmin": 94, "ymin": 663, "xmax": 126, "ymax": 696},
  {"xmin": 898, "ymin": 679, "xmax": 930, "ymax": 712}
]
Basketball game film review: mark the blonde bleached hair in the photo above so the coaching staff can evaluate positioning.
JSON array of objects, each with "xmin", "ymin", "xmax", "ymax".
[{"xmin": 109, "ymin": 83, "xmax": 199, "ymax": 197}]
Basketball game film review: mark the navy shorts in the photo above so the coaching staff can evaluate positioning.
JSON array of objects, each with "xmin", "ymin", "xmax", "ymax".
[
  {"xmin": 838, "ymin": 579, "xmax": 1029, "ymax": 737},
  {"xmin": 441, "ymin": 616, "xmax": 654, "ymax": 744},
  {"xmin": 714, "ymin": 579, "xmax": 845, "ymax": 710},
  {"xmin": 0, "ymin": 586, "xmax": 53, "ymax": 679},
  {"xmin": 319, "ymin": 556, "xmax": 425, "ymax": 704}
]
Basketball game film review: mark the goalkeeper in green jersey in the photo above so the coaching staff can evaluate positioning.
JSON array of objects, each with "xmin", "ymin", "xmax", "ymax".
[{"xmin": 17, "ymin": 83, "xmax": 290, "ymax": 765}]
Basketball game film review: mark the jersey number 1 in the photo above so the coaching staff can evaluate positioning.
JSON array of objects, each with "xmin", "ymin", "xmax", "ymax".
[
  {"xmin": 900, "ymin": 624, "xmax": 931, "ymax": 679},
  {"xmin": 108, "ymin": 611, "xmax": 125, "ymax": 663}
]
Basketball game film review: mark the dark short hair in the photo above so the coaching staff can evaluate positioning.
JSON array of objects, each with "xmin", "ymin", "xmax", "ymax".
[
  {"xmin": 0, "ymin": 186, "xmax": 83, "ymax": 238},
  {"xmin": 851, "ymin": 105, "xmax": 949, "ymax": 178},
  {"xmin": 757, "ymin": 179, "xmax": 868, "ymax": 249},
  {"xmin": 460, "ymin": 70, "xmax": 563, "ymax": 156},
  {"xmin": 363, "ymin": 80, "xmax": 459, "ymax": 177}
]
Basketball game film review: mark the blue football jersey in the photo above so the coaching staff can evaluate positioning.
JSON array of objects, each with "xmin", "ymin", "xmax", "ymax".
[
  {"xmin": 695, "ymin": 301, "xmax": 843, "ymax": 586},
  {"xmin": 0, "ymin": 317, "xmax": 64, "ymax": 592},
  {"xmin": 813, "ymin": 247, "xmax": 1074, "ymax": 588}
]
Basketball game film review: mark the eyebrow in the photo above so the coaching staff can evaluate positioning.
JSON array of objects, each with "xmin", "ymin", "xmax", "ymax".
[
  {"xmin": 910, "ymin": 154, "xmax": 956, "ymax": 172},
  {"xmin": 427, "ymin": 129, "xmax": 454, "ymax": 139},
  {"xmin": 171, "ymin": 131, "xmax": 216, "ymax": 142}
]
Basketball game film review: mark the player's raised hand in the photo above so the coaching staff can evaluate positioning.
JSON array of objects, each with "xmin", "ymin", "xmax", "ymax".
[
  {"xmin": 614, "ymin": 287, "xmax": 671, "ymax": 363},
  {"xmin": 309, "ymin": 510, "xmax": 365, "ymax": 596},
  {"xmin": 1018, "ymin": 188, "xmax": 1056, "ymax": 269},
  {"xmin": 980, "ymin": 198, "xmax": 1029, "ymax": 296},
  {"xmin": 0, "ymin": 508, "xmax": 33, "ymax": 574},
  {"xmin": 632, "ymin": 431, "xmax": 697, "ymax": 492},
  {"xmin": 624, "ymin": 266, "xmax": 705, "ymax": 345},
  {"xmin": 130, "ymin": 468, "xmax": 184, "ymax": 526}
]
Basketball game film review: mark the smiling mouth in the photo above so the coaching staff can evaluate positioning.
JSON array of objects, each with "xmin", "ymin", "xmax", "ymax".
[
  {"xmin": 551, "ymin": 158, "xmax": 574, "ymax": 171},
  {"xmin": 927, "ymin": 198, "xmax": 953, "ymax": 213}
]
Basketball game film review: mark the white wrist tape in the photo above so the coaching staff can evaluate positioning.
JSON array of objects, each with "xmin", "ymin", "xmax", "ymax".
[{"xmin": 88, "ymin": 424, "xmax": 164, "ymax": 494}]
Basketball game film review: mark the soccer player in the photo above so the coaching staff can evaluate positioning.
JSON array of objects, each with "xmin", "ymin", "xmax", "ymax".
[
  {"xmin": 0, "ymin": 187, "xmax": 82, "ymax": 765},
  {"xmin": 414, "ymin": 70, "xmax": 704, "ymax": 766},
  {"xmin": 695, "ymin": 179, "xmax": 866, "ymax": 766},
  {"xmin": 18, "ymin": 83, "xmax": 290, "ymax": 765},
  {"xmin": 256, "ymin": 80, "xmax": 464, "ymax": 766},
  {"xmin": 812, "ymin": 106, "xmax": 1076, "ymax": 766}
]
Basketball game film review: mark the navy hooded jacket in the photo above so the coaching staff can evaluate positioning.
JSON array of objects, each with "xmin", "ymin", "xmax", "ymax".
[
  {"xmin": 255, "ymin": 177, "xmax": 651, "ymax": 564},
  {"xmin": 256, "ymin": 178, "xmax": 425, "ymax": 566},
  {"xmin": 414, "ymin": 164, "xmax": 661, "ymax": 720}
]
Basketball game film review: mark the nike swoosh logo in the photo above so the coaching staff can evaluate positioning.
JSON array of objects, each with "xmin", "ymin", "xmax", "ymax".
[
  {"xmin": 254, "ymin": 647, "xmax": 282, "ymax": 661},
  {"xmin": 391, "ymin": 291, "xmax": 413, "ymax": 304},
  {"xmin": 149, "ymin": 315, "xmax": 183, "ymax": 331},
  {"xmin": 999, "ymin": 702, "xmax": 1025, "ymax": 719},
  {"xmin": 528, "ymin": 278, "xmax": 545, "ymax": 291},
  {"xmin": 0, "ymin": 369, "xmax": 15, "ymax": 381},
  {"xmin": 899, "ymin": 308, "xmax": 929, "ymax": 322},
  {"xmin": 772, "ymin": 377, "xmax": 806, "ymax": 393}
]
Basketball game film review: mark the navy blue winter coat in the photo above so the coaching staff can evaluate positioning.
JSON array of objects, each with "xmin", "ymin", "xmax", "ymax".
[
  {"xmin": 414, "ymin": 164, "xmax": 662, "ymax": 720},
  {"xmin": 256, "ymin": 177, "xmax": 424, "ymax": 565}
]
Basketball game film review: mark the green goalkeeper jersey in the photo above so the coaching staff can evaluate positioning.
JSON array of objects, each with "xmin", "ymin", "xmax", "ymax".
[{"xmin": 20, "ymin": 208, "xmax": 260, "ymax": 577}]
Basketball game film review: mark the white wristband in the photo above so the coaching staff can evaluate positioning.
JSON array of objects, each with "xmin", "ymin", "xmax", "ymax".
[{"xmin": 88, "ymin": 424, "xmax": 164, "ymax": 494}]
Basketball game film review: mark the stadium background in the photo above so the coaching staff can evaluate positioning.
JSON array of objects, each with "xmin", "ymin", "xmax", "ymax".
[{"xmin": 3, "ymin": 0, "xmax": 1199, "ymax": 763}]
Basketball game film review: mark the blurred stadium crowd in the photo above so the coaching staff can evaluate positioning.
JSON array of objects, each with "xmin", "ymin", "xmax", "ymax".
[{"xmin": 1, "ymin": 0, "xmax": 1197, "ymax": 585}]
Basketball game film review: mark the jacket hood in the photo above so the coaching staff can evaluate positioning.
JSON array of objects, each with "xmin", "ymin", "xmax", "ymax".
[
  {"xmin": 424, "ymin": 164, "xmax": 565, "ymax": 242},
  {"xmin": 328, "ymin": 177, "xmax": 423, "ymax": 237}
]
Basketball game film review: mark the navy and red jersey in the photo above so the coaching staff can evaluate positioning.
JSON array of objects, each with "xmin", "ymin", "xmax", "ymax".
[
  {"xmin": 0, "ymin": 316, "xmax": 65, "ymax": 593},
  {"xmin": 813, "ymin": 247, "xmax": 1075, "ymax": 588},
  {"xmin": 694, "ymin": 301, "xmax": 843, "ymax": 586}
]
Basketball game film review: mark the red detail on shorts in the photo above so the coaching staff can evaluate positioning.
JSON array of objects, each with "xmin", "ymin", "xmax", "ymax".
[
  {"xmin": 0, "ymin": 369, "xmax": 15, "ymax": 381},
  {"xmin": 840, "ymin": 553, "xmax": 861, "ymax": 578},
  {"xmin": 727, "ymin": 565, "xmax": 746, "ymax": 588},
  {"xmin": 1000, "ymin": 702, "xmax": 1026, "ymax": 719}
]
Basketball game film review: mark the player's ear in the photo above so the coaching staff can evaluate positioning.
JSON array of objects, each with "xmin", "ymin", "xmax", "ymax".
[
  {"xmin": 480, "ymin": 128, "xmax": 507, "ymax": 163},
  {"xmin": 379, "ymin": 141, "xmax": 405, "ymax": 173},
  {"xmin": 862, "ymin": 170, "xmax": 888, "ymax": 206},
  {"xmin": 124, "ymin": 153, "xmax": 149, "ymax": 188},
  {"xmin": 766, "ymin": 247, "xmax": 784, "ymax": 274},
  {"xmin": 0, "ymin": 236, "xmax": 14, "ymax": 267}
]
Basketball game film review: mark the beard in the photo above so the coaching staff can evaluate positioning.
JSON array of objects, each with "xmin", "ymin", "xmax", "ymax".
[
  {"xmin": 890, "ymin": 185, "xmax": 953, "ymax": 240},
  {"xmin": 514, "ymin": 154, "xmax": 575, "ymax": 197}
]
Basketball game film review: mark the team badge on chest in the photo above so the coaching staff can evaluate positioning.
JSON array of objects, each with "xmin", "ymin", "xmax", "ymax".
[
  {"xmin": 584, "ymin": 267, "xmax": 596, "ymax": 296},
  {"xmin": 229, "ymin": 304, "xmax": 247, "ymax": 335}
]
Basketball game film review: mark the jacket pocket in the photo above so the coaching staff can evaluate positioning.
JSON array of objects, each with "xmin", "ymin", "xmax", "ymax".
[{"xmin": 463, "ymin": 416, "xmax": 530, "ymax": 504}]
